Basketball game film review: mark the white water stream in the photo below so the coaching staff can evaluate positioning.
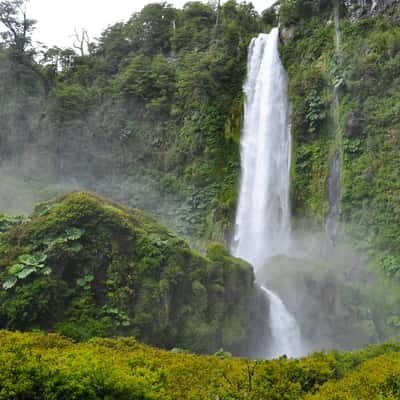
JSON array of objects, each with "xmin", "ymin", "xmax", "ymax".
[
  {"xmin": 232, "ymin": 28, "xmax": 306, "ymax": 358},
  {"xmin": 326, "ymin": 2, "xmax": 343, "ymax": 245},
  {"xmin": 261, "ymin": 287, "xmax": 304, "ymax": 358}
]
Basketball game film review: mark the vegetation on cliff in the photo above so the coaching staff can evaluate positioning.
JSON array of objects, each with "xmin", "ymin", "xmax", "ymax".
[
  {"xmin": 0, "ymin": 0, "xmax": 271, "ymax": 242},
  {"xmin": 278, "ymin": 0, "xmax": 400, "ymax": 341}
]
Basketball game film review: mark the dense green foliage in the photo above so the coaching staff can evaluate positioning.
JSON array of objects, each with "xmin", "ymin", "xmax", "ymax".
[
  {"xmin": 1, "ymin": 0, "xmax": 400, "ymax": 376},
  {"xmin": 0, "ymin": 0, "xmax": 268, "ymax": 242},
  {"xmin": 280, "ymin": 0, "xmax": 400, "ymax": 262},
  {"xmin": 1, "ymin": 330, "xmax": 400, "ymax": 399},
  {"xmin": 0, "ymin": 191, "xmax": 260, "ymax": 354}
]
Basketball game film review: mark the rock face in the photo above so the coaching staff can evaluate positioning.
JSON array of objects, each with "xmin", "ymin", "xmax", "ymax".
[
  {"xmin": 280, "ymin": 0, "xmax": 400, "ymax": 345},
  {"xmin": 0, "ymin": 191, "xmax": 259, "ymax": 354},
  {"xmin": 346, "ymin": 110, "xmax": 361, "ymax": 138},
  {"xmin": 344, "ymin": 0, "xmax": 399, "ymax": 20}
]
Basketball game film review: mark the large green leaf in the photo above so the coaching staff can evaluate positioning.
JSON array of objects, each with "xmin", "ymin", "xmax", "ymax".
[
  {"xmin": 70, "ymin": 243, "xmax": 83, "ymax": 253},
  {"xmin": 76, "ymin": 278, "xmax": 86, "ymax": 287},
  {"xmin": 19, "ymin": 254, "xmax": 38, "ymax": 266},
  {"xmin": 84, "ymin": 275, "xmax": 94, "ymax": 283},
  {"xmin": 8, "ymin": 264, "xmax": 25, "ymax": 275},
  {"xmin": 32, "ymin": 253, "xmax": 47, "ymax": 264},
  {"xmin": 2, "ymin": 277, "xmax": 17, "ymax": 290},
  {"xmin": 17, "ymin": 267, "xmax": 37, "ymax": 279},
  {"xmin": 65, "ymin": 228, "xmax": 85, "ymax": 241},
  {"xmin": 18, "ymin": 253, "xmax": 47, "ymax": 266},
  {"xmin": 41, "ymin": 267, "xmax": 52, "ymax": 276}
]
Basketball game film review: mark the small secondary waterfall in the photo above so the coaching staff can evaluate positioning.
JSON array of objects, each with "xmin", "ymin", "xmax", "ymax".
[
  {"xmin": 334, "ymin": 4, "xmax": 342, "ymax": 58},
  {"xmin": 326, "ymin": 3, "xmax": 343, "ymax": 245},
  {"xmin": 261, "ymin": 287, "xmax": 303, "ymax": 358},
  {"xmin": 232, "ymin": 28, "xmax": 305, "ymax": 358}
]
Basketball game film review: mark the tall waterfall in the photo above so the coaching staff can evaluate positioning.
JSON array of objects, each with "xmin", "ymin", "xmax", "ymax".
[{"xmin": 232, "ymin": 28, "xmax": 305, "ymax": 358}]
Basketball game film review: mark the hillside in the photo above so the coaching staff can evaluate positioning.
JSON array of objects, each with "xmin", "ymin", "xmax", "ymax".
[{"xmin": 0, "ymin": 0, "xmax": 268, "ymax": 243}]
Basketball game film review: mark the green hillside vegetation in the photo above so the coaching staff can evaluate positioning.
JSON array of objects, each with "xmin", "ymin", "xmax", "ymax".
[
  {"xmin": 0, "ymin": 191, "xmax": 262, "ymax": 354},
  {"xmin": 282, "ymin": 0, "xmax": 400, "ymax": 261},
  {"xmin": 0, "ymin": 0, "xmax": 272, "ymax": 243},
  {"xmin": 1, "ymin": 330, "xmax": 400, "ymax": 399}
]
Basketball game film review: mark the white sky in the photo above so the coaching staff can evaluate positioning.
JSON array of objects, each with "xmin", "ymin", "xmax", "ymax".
[{"xmin": 26, "ymin": 0, "xmax": 272, "ymax": 48}]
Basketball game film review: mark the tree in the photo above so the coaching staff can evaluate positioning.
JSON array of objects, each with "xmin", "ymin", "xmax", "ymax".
[
  {"xmin": 40, "ymin": 46, "xmax": 76, "ymax": 72},
  {"xmin": 96, "ymin": 22, "xmax": 132, "ymax": 74},
  {"xmin": 174, "ymin": 2, "xmax": 215, "ymax": 52},
  {"xmin": 116, "ymin": 53, "xmax": 175, "ymax": 117},
  {"xmin": 125, "ymin": 3, "xmax": 177, "ymax": 56},
  {"xmin": 0, "ymin": 2, "xmax": 55, "ymax": 94},
  {"xmin": 72, "ymin": 28, "xmax": 93, "ymax": 57},
  {"xmin": 0, "ymin": 0, "xmax": 35, "ymax": 57}
]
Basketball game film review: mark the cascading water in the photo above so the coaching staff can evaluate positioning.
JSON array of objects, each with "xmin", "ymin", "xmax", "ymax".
[
  {"xmin": 261, "ymin": 287, "xmax": 304, "ymax": 358},
  {"xmin": 233, "ymin": 29, "xmax": 291, "ymax": 268},
  {"xmin": 326, "ymin": 2, "xmax": 343, "ymax": 245},
  {"xmin": 232, "ymin": 28, "xmax": 305, "ymax": 358}
]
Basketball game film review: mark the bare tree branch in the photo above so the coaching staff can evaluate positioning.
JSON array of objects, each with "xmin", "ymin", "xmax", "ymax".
[{"xmin": 72, "ymin": 27, "xmax": 90, "ymax": 56}]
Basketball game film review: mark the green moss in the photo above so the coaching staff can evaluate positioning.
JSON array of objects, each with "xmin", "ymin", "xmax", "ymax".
[
  {"xmin": 0, "ymin": 191, "xmax": 257, "ymax": 354},
  {"xmin": 224, "ymin": 95, "xmax": 244, "ymax": 144}
]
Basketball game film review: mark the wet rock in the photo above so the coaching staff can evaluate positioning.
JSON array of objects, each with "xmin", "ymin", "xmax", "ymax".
[
  {"xmin": 344, "ymin": 0, "xmax": 399, "ymax": 20},
  {"xmin": 346, "ymin": 110, "xmax": 361, "ymax": 137},
  {"xmin": 363, "ymin": 168, "xmax": 375, "ymax": 182},
  {"xmin": 280, "ymin": 26, "xmax": 295, "ymax": 44}
]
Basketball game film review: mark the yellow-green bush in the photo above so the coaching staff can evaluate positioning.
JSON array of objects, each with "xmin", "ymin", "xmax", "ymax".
[
  {"xmin": 1, "ymin": 331, "xmax": 400, "ymax": 399},
  {"xmin": 307, "ymin": 353, "xmax": 400, "ymax": 399}
]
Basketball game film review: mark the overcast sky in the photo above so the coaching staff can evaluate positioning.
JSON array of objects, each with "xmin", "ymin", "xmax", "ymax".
[{"xmin": 26, "ymin": 0, "xmax": 272, "ymax": 48}]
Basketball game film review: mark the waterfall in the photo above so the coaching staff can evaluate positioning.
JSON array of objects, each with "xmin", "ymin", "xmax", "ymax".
[
  {"xmin": 334, "ymin": 4, "xmax": 342, "ymax": 58},
  {"xmin": 232, "ymin": 28, "xmax": 305, "ymax": 358},
  {"xmin": 233, "ymin": 29, "xmax": 291, "ymax": 268},
  {"xmin": 326, "ymin": 2, "xmax": 343, "ymax": 245},
  {"xmin": 261, "ymin": 287, "xmax": 304, "ymax": 358}
]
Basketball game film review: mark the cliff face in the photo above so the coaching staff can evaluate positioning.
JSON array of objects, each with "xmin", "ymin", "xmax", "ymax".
[
  {"xmin": 345, "ymin": 0, "xmax": 399, "ymax": 20},
  {"xmin": 276, "ymin": 0, "xmax": 400, "ymax": 342},
  {"xmin": 0, "ymin": 192, "xmax": 263, "ymax": 354}
]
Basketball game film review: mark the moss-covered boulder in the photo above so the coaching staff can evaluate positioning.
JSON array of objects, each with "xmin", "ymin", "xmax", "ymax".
[{"xmin": 0, "ymin": 191, "xmax": 256, "ymax": 354}]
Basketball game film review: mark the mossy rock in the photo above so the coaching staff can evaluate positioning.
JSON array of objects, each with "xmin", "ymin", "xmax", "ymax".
[{"xmin": 0, "ymin": 191, "xmax": 256, "ymax": 354}]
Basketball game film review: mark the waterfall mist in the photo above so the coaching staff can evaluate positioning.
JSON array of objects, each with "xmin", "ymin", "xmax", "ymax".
[{"xmin": 326, "ymin": 0, "xmax": 343, "ymax": 245}]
